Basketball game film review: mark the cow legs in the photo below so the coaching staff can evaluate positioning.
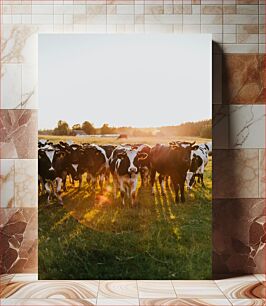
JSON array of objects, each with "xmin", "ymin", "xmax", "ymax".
[
  {"xmin": 186, "ymin": 172, "xmax": 193, "ymax": 190},
  {"xmin": 120, "ymin": 189, "xmax": 126, "ymax": 206},
  {"xmin": 198, "ymin": 164, "xmax": 205, "ymax": 187},
  {"xmin": 91, "ymin": 176, "xmax": 97, "ymax": 191},
  {"xmin": 200, "ymin": 173, "xmax": 205, "ymax": 188},
  {"xmin": 55, "ymin": 177, "xmax": 62, "ymax": 193},
  {"xmin": 150, "ymin": 169, "xmax": 156, "ymax": 195},
  {"xmin": 112, "ymin": 175, "xmax": 118, "ymax": 199},
  {"xmin": 86, "ymin": 173, "xmax": 91, "ymax": 188},
  {"xmin": 38, "ymin": 175, "xmax": 45, "ymax": 195},
  {"xmin": 99, "ymin": 173, "xmax": 105, "ymax": 193},
  {"xmin": 171, "ymin": 178, "xmax": 180, "ymax": 203},
  {"xmin": 175, "ymin": 185, "xmax": 180, "ymax": 203},
  {"xmin": 69, "ymin": 174, "xmax": 74, "ymax": 185},
  {"xmin": 44, "ymin": 182, "xmax": 52, "ymax": 204},
  {"xmin": 62, "ymin": 171, "xmax": 67, "ymax": 191},
  {"xmin": 165, "ymin": 176, "xmax": 170, "ymax": 189},
  {"xmin": 118, "ymin": 179, "xmax": 126, "ymax": 206},
  {"xmin": 158, "ymin": 174, "xmax": 165, "ymax": 196},
  {"xmin": 180, "ymin": 181, "xmax": 186, "ymax": 203},
  {"xmin": 131, "ymin": 190, "xmax": 136, "ymax": 206},
  {"xmin": 145, "ymin": 169, "xmax": 150, "ymax": 186},
  {"xmin": 130, "ymin": 179, "xmax": 138, "ymax": 207},
  {"xmin": 55, "ymin": 177, "xmax": 63, "ymax": 205},
  {"xmin": 140, "ymin": 171, "xmax": 145, "ymax": 187},
  {"xmin": 189, "ymin": 174, "xmax": 196, "ymax": 189},
  {"xmin": 87, "ymin": 173, "xmax": 96, "ymax": 191},
  {"xmin": 140, "ymin": 167, "xmax": 149, "ymax": 187},
  {"xmin": 190, "ymin": 173, "xmax": 205, "ymax": 189},
  {"xmin": 105, "ymin": 169, "xmax": 110, "ymax": 183},
  {"xmin": 78, "ymin": 174, "xmax": 82, "ymax": 190},
  {"xmin": 62, "ymin": 178, "xmax": 67, "ymax": 191}
]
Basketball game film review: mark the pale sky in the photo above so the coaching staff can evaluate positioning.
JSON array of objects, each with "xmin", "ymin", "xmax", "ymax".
[{"xmin": 38, "ymin": 34, "xmax": 211, "ymax": 130}]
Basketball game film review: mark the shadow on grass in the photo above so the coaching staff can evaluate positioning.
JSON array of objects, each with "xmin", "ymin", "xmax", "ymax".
[{"xmin": 39, "ymin": 162, "xmax": 212, "ymax": 280}]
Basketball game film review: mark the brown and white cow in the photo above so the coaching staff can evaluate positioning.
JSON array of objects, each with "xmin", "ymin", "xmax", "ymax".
[
  {"xmin": 134, "ymin": 144, "xmax": 152, "ymax": 187},
  {"xmin": 150, "ymin": 142, "xmax": 198, "ymax": 203}
]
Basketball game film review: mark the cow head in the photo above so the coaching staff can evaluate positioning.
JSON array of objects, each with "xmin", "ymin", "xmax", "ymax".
[
  {"xmin": 190, "ymin": 153, "xmax": 203, "ymax": 172},
  {"xmin": 68, "ymin": 144, "xmax": 82, "ymax": 164},
  {"xmin": 38, "ymin": 146, "xmax": 58, "ymax": 180},
  {"xmin": 38, "ymin": 139, "xmax": 48, "ymax": 148},
  {"xmin": 117, "ymin": 149, "xmax": 148, "ymax": 175},
  {"xmin": 169, "ymin": 141, "xmax": 199, "ymax": 168}
]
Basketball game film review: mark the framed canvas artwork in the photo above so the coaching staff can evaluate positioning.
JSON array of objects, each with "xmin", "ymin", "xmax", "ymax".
[{"xmin": 38, "ymin": 34, "xmax": 212, "ymax": 280}]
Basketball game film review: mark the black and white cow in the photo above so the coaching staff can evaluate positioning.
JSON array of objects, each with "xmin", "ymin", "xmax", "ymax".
[
  {"xmin": 62, "ymin": 143, "xmax": 85, "ymax": 189},
  {"xmin": 100, "ymin": 144, "xmax": 116, "ymax": 182},
  {"xmin": 100, "ymin": 144, "xmax": 116, "ymax": 159},
  {"xmin": 186, "ymin": 142, "xmax": 212, "ymax": 189},
  {"xmin": 38, "ymin": 145, "xmax": 66, "ymax": 204},
  {"xmin": 150, "ymin": 142, "xmax": 198, "ymax": 203},
  {"xmin": 109, "ymin": 146, "xmax": 148, "ymax": 206},
  {"xmin": 82, "ymin": 144, "xmax": 109, "ymax": 192}
]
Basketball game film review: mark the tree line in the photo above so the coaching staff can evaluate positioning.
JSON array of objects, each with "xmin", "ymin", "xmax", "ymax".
[
  {"xmin": 39, "ymin": 121, "xmax": 116, "ymax": 136},
  {"xmin": 38, "ymin": 119, "xmax": 211, "ymax": 139}
]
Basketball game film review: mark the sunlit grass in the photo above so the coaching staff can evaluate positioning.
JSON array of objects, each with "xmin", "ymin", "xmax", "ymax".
[{"xmin": 38, "ymin": 135, "xmax": 211, "ymax": 146}]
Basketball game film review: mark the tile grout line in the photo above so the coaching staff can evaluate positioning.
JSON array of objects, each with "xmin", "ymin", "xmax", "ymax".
[
  {"xmin": 171, "ymin": 279, "xmax": 179, "ymax": 298},
  {"xmin": 135, "ymin": 279, "xmax": 140, "ymax": 306},
  {"xmin": 258, "ymin": 147, "xmax": 260, "ymax": 197},
  {"xmin": 96, "ymin": 279, "xmax": 100, "ymax": 305},
  {"xmin": 213, "ymin": 279, "xmax": 231, "ymax": 303}
]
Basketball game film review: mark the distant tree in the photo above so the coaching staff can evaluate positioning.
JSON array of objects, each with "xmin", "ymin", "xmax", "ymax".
[
  {"xmin": 53, "ymin": 120, "xmax": 70, "ymax": 136},
  {"xmin": 38, "ymin": 129, "xmax": 54, "ymax": 135},
  {"xmin": 82, "ymin": 121, "xmax": 96, "ymax": 135},
  {"xmin": 200, "ymin": 124, "xmax": 212, "ymax": 138},
  {"xmin": 72, "ymin": 123, "xmax": 82, "ymax": 130},
  {"xmin": 100, "ymin": 123, "xmax": 116, "ymax": 135},
  {"xmin": 158, "ymin": 119, "xmax": 211, "ymax": 138}
]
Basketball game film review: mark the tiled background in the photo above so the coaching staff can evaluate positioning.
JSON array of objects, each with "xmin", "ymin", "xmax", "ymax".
[{"xmin": 0, "ymin": 0, "xmax": 265, "ymax": 278}]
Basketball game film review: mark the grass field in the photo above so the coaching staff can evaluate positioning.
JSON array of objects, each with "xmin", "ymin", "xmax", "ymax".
[
  {"xmin": 38, "ymin": 135, "xmax": 212, "ymax": 280},
  {"xmin": 38, "ymin": 135, "xmax": 211, "ymax": 146}
]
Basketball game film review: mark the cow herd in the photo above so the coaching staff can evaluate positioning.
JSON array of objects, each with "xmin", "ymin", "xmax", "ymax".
[{"xmin": 38, "ymin": 139, "xmax": 212, "ymax": 206}]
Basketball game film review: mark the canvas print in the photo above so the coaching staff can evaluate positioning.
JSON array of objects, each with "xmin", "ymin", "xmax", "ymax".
[{"xmin": 38, "ymin": 34, "xmax": 212, "ymax": 280}]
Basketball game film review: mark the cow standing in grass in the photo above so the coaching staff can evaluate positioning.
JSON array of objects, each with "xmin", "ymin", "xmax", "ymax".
[
  {"xmin": 186, "ymin": 142, "xmax": 212, "ymax": 189},
  {"xmin": 100, "ymin": 144, "xmax": 116, "ymax": 182},
  {"xmin": 82, "ymin": 144, "xmax": 109, "ymax": 192},
  {"xmin": 38, "ymin": 144, "xmax": 66, "ymax": 205},
  {"xmin": 135, "ymin": 144, "xmax": 152, "ymax": 187},
  {"xmin": 109, "ymin": 146, "xmax": 148, "ymax": 206},
  {"xmin": 64, "ymin": 144, "xmax": 85, "ymax": 189},
  {"xmin": 150, "ymin": 142, "xmax": 198, "ymax": 203},
  {"xmin": 55, "ymin": 142, "xmax": 85, "ymax": 190}
]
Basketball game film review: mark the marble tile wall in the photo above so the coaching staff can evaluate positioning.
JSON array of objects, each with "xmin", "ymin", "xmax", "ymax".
[
  {"xmin": 0, "ymin": 0, "xmax": 265, "ymax": 278},
  {"xmin": 0, "ymin": 208, "xmax": 38, "ymax": 274},
  {"xmin": 213, "ymin": 199, "xmax": 265, "ymax": 276}
]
